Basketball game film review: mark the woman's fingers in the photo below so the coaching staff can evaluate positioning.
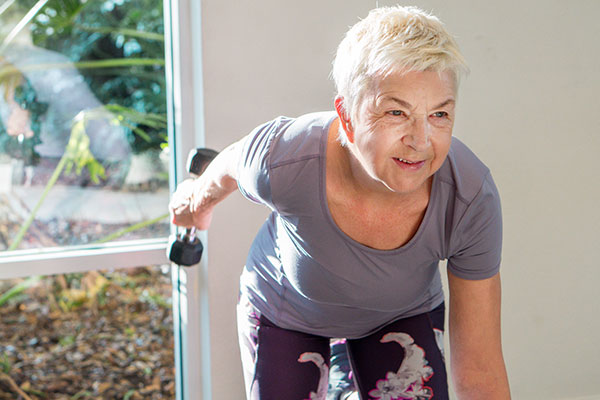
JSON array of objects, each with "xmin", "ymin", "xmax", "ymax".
[
  {"xmin": 169, "ymin": 178, "xmax": 214, "ymax": 229},
  {"xmin": 169, "ymin": 179, "xmax": 197, "ymax": 227}
]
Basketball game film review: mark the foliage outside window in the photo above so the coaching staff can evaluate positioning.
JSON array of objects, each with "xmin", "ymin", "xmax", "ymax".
[{"xmin": 0, "ymin": 0, "xmax": 170, "ymax": 251}]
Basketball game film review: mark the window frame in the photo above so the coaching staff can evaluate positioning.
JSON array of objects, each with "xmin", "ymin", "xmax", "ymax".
[{"xmin": 0, "ymin": 238, "xmax": 168, "ymax": 279}]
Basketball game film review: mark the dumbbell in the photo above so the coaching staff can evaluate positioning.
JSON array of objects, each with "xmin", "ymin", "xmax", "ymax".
[{"xmin": 167, "ymin": 148, "xmax": 219, "ymax": 266}]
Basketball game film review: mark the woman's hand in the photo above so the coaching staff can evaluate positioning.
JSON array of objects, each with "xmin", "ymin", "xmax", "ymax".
[{"xmin": 169, "ymin": 177, "xmax": 215, "ymax": 230}]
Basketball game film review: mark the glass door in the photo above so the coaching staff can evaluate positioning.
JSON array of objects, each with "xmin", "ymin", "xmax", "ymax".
[{"xmin": 0, "ymin": 0, "xmax": 208, "ymax": 398}]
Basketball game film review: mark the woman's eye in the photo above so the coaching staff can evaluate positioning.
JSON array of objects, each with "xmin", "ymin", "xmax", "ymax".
[{"xmin": 388, "ymin": 110, "xmax": 405, "ymax": 116}]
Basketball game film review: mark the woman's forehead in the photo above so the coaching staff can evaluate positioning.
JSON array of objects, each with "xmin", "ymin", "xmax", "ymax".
[
  {"xmin": 365, "ymin": 70, "xmax": 456, "ymax": 106},
  {"xmin": 375, "ymin": 69, "xmax": 455, "ymax": 91}
]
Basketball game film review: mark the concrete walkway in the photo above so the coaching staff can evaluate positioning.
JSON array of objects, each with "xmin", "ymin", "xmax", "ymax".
[{"xmin": 12, "ymin": 185, "xmax": 170, "ymax": 225}]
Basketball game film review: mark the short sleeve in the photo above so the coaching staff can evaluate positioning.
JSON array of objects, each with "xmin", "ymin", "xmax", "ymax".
[
  {"xmin": 447, "ymin": 172, "xmax": 503, "ymax": 280},
  {"xmin": 237, "ymin": 117, "xmax": 288, "ymax": 210}
]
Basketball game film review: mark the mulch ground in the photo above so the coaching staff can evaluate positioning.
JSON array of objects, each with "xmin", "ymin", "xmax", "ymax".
[{"xmin": 0, "ymin": 267, "xmax": 175, "ymax": 400}]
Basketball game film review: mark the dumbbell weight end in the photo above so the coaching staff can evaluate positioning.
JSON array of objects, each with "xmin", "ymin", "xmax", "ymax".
[{"xmin": 168, "ymin": 232, "xmax": 204, "ymax": 266}]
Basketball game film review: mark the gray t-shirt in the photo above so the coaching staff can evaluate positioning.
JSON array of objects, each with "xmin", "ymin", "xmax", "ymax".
[{"xmin": 237, "ymin": 112, "xmax": 502, "ymax": 339}]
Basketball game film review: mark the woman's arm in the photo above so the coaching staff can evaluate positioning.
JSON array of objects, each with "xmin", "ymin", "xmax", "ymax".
[
  {"xmin": 169, "ymin": 138, "xmax": 244, "ymax": 230},
  {"xmin": 448, "ymin": 271, "xmax": 511, "ymax": 399}
]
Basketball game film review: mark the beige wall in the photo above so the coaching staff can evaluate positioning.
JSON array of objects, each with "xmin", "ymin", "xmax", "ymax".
[{"xmin": 201, "ymin": 1, "xmax": 600, "ymax": 399}]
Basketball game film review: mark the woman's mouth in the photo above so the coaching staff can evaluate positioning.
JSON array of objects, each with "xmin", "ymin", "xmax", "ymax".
[{"xmin": 393, "ymin": 157, "xmax": 426, "ymax": 170}]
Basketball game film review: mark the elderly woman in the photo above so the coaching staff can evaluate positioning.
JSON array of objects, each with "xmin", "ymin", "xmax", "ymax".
[{"xmin": 170, "ymin": 5, "xmax": 510, "ymax": 400}]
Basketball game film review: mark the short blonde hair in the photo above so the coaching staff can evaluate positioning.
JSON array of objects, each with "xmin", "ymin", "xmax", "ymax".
[{"xmin": 332, "ymin": 5, "xmax": 469, "ymax": 127}]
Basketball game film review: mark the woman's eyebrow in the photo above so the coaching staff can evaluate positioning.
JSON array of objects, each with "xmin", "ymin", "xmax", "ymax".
[
  {"xmin": 386, "ymin": 97, "xmax": 413, "ymax": 109},
  {"xmin": 433, "ymin": 98, "xmax": 456, "ymax": 109}
]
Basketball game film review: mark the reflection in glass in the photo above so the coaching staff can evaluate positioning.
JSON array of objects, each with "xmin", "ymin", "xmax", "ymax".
[
  {"xmin": 0, "ymin": 0, "xmax": 169, "ymax": 252},
  {"xmin": 0, "ymin": 265, "xmax": 174, "ymax": 399}
]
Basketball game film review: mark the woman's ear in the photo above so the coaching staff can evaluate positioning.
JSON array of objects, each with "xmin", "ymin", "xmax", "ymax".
[{"xmin": 334, "ymin": 96, "xmax": 354, "ymax": 144}]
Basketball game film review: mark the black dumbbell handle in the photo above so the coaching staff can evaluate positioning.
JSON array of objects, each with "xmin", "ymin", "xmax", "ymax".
[{"xmin": 187, "ymin": 148, "xmax": 219, "ymax": 177}]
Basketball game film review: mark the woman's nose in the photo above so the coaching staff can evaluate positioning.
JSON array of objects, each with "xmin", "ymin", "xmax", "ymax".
[{"xmin": 402, "ymin": 118, "xmax": 431, "ymax": 151}]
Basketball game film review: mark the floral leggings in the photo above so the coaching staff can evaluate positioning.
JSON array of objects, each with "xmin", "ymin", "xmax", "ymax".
[{"xmin": 237, "ymin": 298, "xmax": 448, "ymax": 400}]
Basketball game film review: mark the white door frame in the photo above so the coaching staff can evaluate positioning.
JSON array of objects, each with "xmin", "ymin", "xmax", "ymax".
[{"xmin": 164, "ymin": 0, "xmax": 211, "ymax": 398}]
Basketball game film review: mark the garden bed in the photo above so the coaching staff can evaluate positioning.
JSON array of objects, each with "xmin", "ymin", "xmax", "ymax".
[{"xmin": 0, "ymin": 266, "xmax": 175, "ymax": 400}]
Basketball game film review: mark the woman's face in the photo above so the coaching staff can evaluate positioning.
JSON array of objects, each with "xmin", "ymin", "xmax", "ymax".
[{"xmin": 343, "ymin": 69, "xmax": 456, "ymax": 196}]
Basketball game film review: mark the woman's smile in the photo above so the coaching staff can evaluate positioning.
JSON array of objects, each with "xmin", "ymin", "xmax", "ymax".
[{"xmin": 392, "ymin": 157, "xmax": 426, "ymax": 170}]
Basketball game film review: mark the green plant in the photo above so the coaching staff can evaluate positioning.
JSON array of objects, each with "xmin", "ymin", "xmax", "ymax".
[
  {"xmin": 0, "ymin": 352, "xmax": 12, "ymax": 374},
  {"xmin": 139, "ymin": 288, "xmax": 170, "ymax": 309},
  {"xmin": 0, "ymin": 275, "xmax": 41, "ymax": 306},
  {"xmin": 1, "ymin": 0, "xmax": 167, "ymax": 163},
  {"xmin": 95, "ymin": 212, "xmax": 168, "ymax": 244},
  {"xmin": 71, "ymin": 390, "xmax": 94, "ymax": 400},
  {"xmin": 25, "ymin": 0, "xmax": 166, "ymax": 154},
  {"xmin": 59, "ymin": 334, "xmax": 76, "ymax": 346},
  {"xmin": 0, "ymin": 69, "xmax": 47, "ymax": 165}
]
